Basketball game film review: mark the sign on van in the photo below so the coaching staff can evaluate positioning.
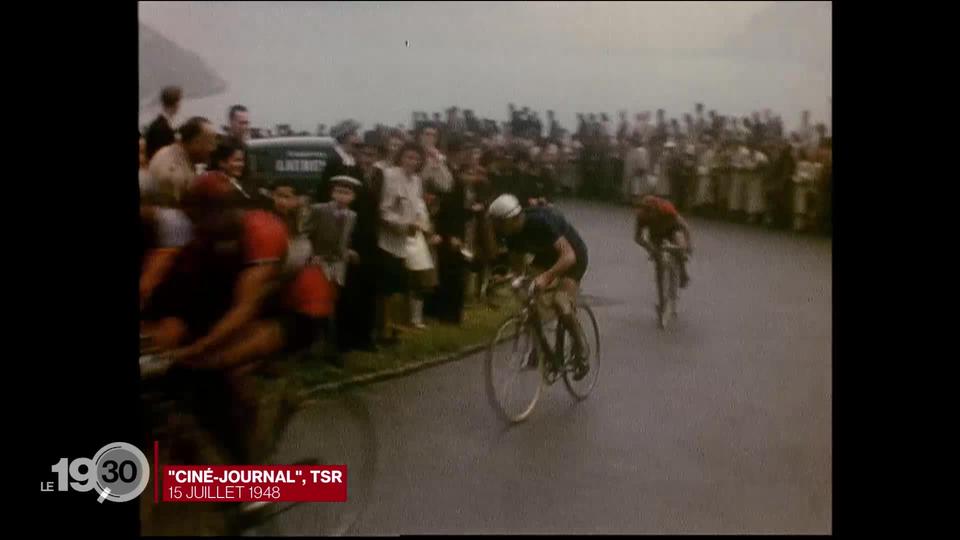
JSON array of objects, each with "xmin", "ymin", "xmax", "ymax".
[
  {"xmin": 275, "ymin": 159, "xmax": 325, "ymax": 173},
  {"xmin": 275, "ymin": 151, "xmax": 327, "ymax": 173}
]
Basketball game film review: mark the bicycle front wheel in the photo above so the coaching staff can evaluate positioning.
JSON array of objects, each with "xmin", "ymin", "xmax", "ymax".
[
  {"xmin": 485, "ymin": 316, "xmax": 543, "ymax": 423},
  {"xmin": 248, "ymin": 390, "xmax": 378, "ymax": 536},
  {"xmin": 563, "ymin": 303, "xmax": 601, "ymax": 400},
  {"xmin": 666, "ymin": 255, "xmax": 679, "ymax": 324},
  {"xmin": 658, "ymin": 256, "xmax": 675, "ymax": 330}
]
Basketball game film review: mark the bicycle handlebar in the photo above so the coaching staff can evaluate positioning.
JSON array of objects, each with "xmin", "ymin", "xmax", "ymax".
[
  {"xmin": 487, "ymin": 273, "xmax": 542, "ymax": 301},
  {"xmin": 510, "ymin": 275, "xmax": 537, "ymax": 295}
]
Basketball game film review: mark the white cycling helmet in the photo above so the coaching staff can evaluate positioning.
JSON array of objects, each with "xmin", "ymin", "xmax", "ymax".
[{"xmin": 487, "ymin": 194, "xmax": 522, "ymax": 220}]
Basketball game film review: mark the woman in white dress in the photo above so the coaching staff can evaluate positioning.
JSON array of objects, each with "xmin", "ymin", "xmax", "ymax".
[{"xmin": 378, "ymin": 143, "xmax": 429, "ymax": 337}]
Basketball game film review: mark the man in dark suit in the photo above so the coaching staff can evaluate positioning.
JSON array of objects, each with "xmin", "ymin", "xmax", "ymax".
[
  {"xmin": 223, "ymin": 104, "xmax": 253, "ymax": 193},
  {"xmin": 317, "ymin": 123, "xmax": 379, "ymax": 352},
  {"xmin": 424, "ymin": 173, "xmax": 469, "ymax": 324},
  {"xmin": 316, "ymin": 120, "xmax": 363, "ymax": 203},
  {"xmin": 144, "ymin": 86, "xmax": 182, "ymax": 160}
]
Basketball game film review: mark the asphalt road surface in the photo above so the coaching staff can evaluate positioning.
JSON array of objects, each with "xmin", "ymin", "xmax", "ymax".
[{"xmin": 270, "ymin": 199, "xmax": 832, "ymax": 535}]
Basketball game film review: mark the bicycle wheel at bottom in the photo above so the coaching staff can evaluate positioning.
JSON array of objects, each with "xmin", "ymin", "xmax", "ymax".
[
  {"xmin": 248, "ymin": 392, "xmax": 378, "ymax": 536},
  {"xmin": 667, "ymin": 257, "xmax": 679, "ymax": 324},
  {"xmin": 658, "ymin": 259, "xmax": 675, "ymax": 330},
  {"xmin": 485, "ymin": 317, "xmax": 543, "ymax": 423},
  {"xmin": 563, "ymin": 303, "xmax": 601, "ymax": 400}
]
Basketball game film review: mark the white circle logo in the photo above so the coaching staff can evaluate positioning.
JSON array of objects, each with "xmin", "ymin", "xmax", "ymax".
[{"xmin": 91, "ymin": 442, "xmax": 150, "ymax": 503}]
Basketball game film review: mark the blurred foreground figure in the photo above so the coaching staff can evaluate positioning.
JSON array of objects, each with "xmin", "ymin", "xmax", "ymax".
[{"xmin": 141, "ymin": 172, "xmax": 301, "ymax": 463}]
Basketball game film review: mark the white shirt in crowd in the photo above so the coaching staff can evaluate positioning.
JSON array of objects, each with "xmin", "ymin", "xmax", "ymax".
[
  {"xmin": 794, "ymin": 161, "xmax": 822, "ymax": 184},
  {"xmin": 420, "ymin": 150, "xmax": 453, "ymax": 193},
  {"xmin": 733, "ymin": 146, "xmax": 752, "ymax": 170},
  {"xmin": 752, "ymin": 150, "xmax": 769, "ymax": 169},
  {"xmin": 623, "ymin": 145, "xmax": 650, "ymax": 180},
  {"xmin": 334, "ymin": 144, "xmax": 357, "ymax": 167},
  {"xmin": 623, "ymin": 144, "xmax": 651, "ymax": 197},
  {"xmin": 378, "ymin": 166, "xmax": 424, "ymax": 258},
  {"xmin": 698, "ymin": 147, "xmax": 716, "ymax": 176},
  {"xmin": 146, "ymin": 143, "xmax": 195, "ymax": 203}
]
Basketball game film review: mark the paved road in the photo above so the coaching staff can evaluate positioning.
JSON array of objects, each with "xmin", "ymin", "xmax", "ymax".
[{"xmin": 273, "ymin": 199, "xmax": 832, "ymax": 535}]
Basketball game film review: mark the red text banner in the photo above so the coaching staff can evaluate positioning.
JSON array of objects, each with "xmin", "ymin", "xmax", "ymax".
[{"xmin": 162, "ymin": 465, "xmax": 347, "ymax": 503}]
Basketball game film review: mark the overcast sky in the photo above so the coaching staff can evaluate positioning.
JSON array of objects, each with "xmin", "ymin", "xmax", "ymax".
[{"xmin": 138, "ymin": 1, "xmax": 830, "ymax": 133}]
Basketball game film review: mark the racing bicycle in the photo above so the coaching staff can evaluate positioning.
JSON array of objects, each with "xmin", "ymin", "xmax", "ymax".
[{"xmin": 483, "ymin": 274, "xmax": 601, "ymax": 423}]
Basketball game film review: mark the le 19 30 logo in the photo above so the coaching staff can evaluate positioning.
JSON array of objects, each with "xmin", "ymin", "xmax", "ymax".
[{"xmin": 42, "ymin": 442, "xmax": 150, "ymax": 503}]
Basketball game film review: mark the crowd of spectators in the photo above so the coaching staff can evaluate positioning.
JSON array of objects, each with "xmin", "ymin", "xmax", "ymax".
[{"xmin": 140, "ymin": 86, "xmax": 833, "ymax": 376}]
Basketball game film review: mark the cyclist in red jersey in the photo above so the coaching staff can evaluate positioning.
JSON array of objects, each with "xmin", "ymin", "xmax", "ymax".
[
  {"xmin": 143, "ymin": 172, "xmax": 290, "ymax": 366},
  {"xmin": 633, "ymin": 194, "xmax": 693, "ymax": 288},
  {"xmin": 141, "ymin": 171, "xmax": 292, "ymax": 463}
]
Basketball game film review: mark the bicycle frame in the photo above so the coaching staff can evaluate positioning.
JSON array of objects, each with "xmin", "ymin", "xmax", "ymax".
[
  {"xmin": 502, "ymin": 277, "xmax": 573, "ymax": 379},
  {"xmin": 525, "ymin": 297, "xmax": 567, "ymax": 376},
  {"xmin": 653, "ymin": 243, "xmax": 684, "ymax": 328},
  {"xmin": 485, "ymin": 271, "xmax": 601, "ymax": 423}
]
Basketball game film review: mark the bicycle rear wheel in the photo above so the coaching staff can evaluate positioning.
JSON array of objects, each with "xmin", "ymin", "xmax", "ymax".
[
  {"xmin": 485, "ymin": 316, "xmax": 543, "ymax": 423},
  {"xmin": 563, "ymin": 303, "xmax": 601, "ymax": 400}
]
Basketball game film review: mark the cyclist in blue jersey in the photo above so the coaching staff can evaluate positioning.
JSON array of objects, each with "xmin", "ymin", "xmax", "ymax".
[{"xmin": 487, "ymin": 194, "xmax": 590, "ymax": 379}]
